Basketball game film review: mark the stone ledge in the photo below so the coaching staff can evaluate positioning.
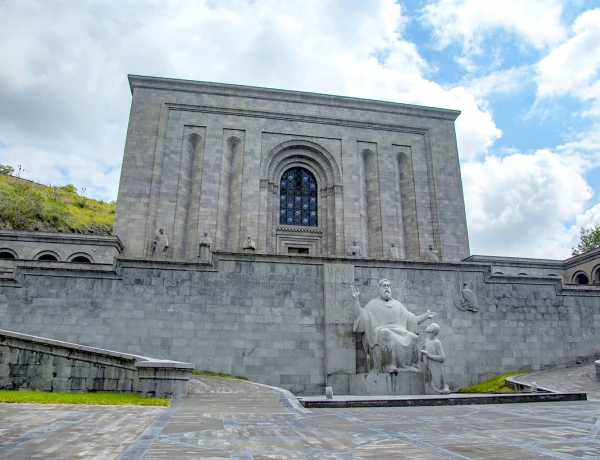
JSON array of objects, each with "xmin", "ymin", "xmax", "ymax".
[
  {"xmin": 299, "ymin": 392, "xmax": 587, "ymax": 408},
  {"xmin": 0, "ymin": 230, "xmax": 124, "ymax": 250}
]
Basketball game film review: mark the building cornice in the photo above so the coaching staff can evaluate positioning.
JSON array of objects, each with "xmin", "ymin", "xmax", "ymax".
[
  {"xmin": 128, "ymin": 74, "xmax": 461, "ymax": 122},
  {"xmin": 0, "ymin": 230, "xmax": 124, "ymax": 252}
]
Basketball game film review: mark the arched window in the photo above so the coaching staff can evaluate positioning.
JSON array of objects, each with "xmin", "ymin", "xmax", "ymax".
[
  {"xmin": 71, "ymin": 256, "xmax": 91, "ymax": 263},
  {"xmin": 574, "ymin": 273, "xmax": 589, "ymax": 285},
  {"xmin": 37, "ymin": 254, "xmax": 58, "ymax": 261},
  {"xmin": 279, "ymin": 167, "xmax": 318, "ymax": 227}
]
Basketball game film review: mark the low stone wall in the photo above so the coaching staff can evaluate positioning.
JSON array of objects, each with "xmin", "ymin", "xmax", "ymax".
[
  {"xmin": 0, "ymin": 230, "xmax": 123, "ymax": 263},
  {"xmin": 0, "ymin": 330, "xmax": 193, "ymax": 398},
  {"xmin": 0, "ymin": 253, "xmax": 599, "ymax": 395}
]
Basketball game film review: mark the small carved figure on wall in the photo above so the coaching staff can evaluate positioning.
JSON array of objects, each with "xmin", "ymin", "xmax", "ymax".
[
  {"xmin": 390, "ymin": 242, "xmax": 400, "ymax": 259},
  {"xmin": 243, "ymin": 235, "xmax": 256, "ymax": 252},
  {"xmin": 423, "ymin": 244, "xmax": 439, "ymax": 261},
  {"xmin": 199, "ymin": 231, "xmax": 212, "ymax": 263},
  {"xmin": 350, "ymin": 279, "xmax": 437, "ymax": 374},
  {"xmin": 420, "ymin": 323, "xmax": 451, "ymax": 395},
  {"xmin": 152, "ymin": 228, "xmax": 169, "ymax": 259},
  {"xmin": 347, "ymin": 240, "xmax": 363, "ymax": 257},
  {"xmin": 461, "ymin": 282, "xmax": 479, "ymax": 312}
]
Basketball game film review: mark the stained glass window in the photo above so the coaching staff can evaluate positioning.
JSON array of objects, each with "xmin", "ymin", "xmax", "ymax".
[{"xmin": 279, "ymin": 167, "xmax": 318, "ymax": 226}]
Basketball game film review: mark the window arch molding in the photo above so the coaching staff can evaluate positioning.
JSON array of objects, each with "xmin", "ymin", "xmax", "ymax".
[
  {"xmin": 0, "ymin": 248, "xmax": 18, "ymax": 259},
  {"xmin": 67, "ymin": 252, "xmax": 95, "ymax": 263},
  {"xmin": 572, "ymin": 270, "xmax": 589, "ymax": 285},
  {"xmin": 34, "ymin": 250, "xmax": 61, "ymax": 261},
  {"xmin": 260, "ymin": 140, "xmax": 343, "ymax": 256},
  {"xmin": 592, "ymin": 264, "xmax": 600, "ymax": 283},
  {"xmin": 263, "ymin": 139, "xmax": 341, "ymax": 187}
]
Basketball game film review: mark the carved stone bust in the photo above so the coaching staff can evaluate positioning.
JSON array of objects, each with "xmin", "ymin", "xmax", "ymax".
[
  {"xmin": 243, "ymin": 235, "xmax": 256, "ymax": 251},
  {"xmin": 347, "ymin": 240, "xmax": 362, "ymax": 257}
]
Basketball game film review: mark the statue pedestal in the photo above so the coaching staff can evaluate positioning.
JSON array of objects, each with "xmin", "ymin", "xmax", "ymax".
[{"xmin": 349, "ymin": 372, "xmax": 424, "ymax": 396}]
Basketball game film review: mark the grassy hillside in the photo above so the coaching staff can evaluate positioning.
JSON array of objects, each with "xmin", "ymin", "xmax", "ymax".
[{"xmin": 0, "ymin": 174, "xmax": 115, "ymax": 234}]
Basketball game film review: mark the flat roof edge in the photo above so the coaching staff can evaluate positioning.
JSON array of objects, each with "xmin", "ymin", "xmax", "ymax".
[{"xmin": 127, "ymin": 74, "xmax": 461, "ymax": 121}]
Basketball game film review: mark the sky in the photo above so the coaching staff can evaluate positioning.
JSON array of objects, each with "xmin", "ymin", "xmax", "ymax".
[{"xmin": 0, "ymin": 0, "xmax": 599, "ymax": 260}]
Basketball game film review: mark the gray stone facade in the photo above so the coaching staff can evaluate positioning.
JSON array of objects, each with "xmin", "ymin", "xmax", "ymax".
[
  {"xmin": 114, "ymin": 76, "xmax": 470, "ymax": 262},
  {"xmin": 1, "ymin": 253, "xmax": 598, "ymax": 395},
  {"xmin": 1, "ymin": 76, "xmax": 599, "ymax": 396},
  {"xmin": 465, "ymin": 247, "xmax": 600, "ymax": 286}
]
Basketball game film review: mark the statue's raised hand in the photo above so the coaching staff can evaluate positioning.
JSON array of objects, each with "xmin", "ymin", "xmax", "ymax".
[
  {"xmin": 426, "ymin": 310, "xmax": 437, "ymax": 319},
  {"xmin": 350, "ymin": 285, "xmax": 360, "ymax": 298}
]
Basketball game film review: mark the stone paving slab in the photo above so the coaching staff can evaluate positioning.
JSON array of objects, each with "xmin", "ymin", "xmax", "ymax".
[
  {"xmin": 512, "ymin": 363, "xmax": 600, "ymax": 400},
  {"xmin": 1, "ymin": 368, "xmax": 600, "ymax": 459},
  {"xmin": 0, "ymin": 403, "xmax": 165, "ymax": 459}
]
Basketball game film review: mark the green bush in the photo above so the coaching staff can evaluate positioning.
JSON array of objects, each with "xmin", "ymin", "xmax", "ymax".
[
  {"xmin": 54, "ymin": 184, "xmax": 77, "ymax": 194},
  {"xmin": 458, "ymin": 371, "xmax": 526, "ymax": 393},
  {"xmin": 0, "ymin": 164, "xmax": 14, "ymax": 175}
]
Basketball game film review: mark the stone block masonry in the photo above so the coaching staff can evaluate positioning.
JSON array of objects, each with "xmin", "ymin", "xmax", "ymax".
[
  {"xmin": 0, "ymin": 253, "xmax": 599, "ymax": 395},
  {"xmin": 0, "ymin": 329, "xmax": 193, "ymax": 398},
  {"xmin": 114, "ymin": 75, "xmax": 470, "ymax": 262}
]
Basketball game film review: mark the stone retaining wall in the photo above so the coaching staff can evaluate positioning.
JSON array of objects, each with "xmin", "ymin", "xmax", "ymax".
[
  {"xmin": 0, "ymin": 253, "xmax": 598, "ymax": 395},
  {"xmin": 0, "ymin": 329, "xmax": 193, "ymax": 398}
]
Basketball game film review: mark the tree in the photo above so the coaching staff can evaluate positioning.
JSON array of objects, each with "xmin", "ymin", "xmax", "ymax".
[
  {"xmin": 0, "ymin": 164, "xmax": 14, "ymax": 175},
  {"xmin": 572, "ymin": 224, "xmax": 600, "ymax": 256}
]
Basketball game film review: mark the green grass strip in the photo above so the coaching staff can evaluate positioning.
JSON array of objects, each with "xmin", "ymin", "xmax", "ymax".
[
  {"xmin": 191, "ymin": 370, "xmax": 248, "ymax": 380},
  {"xmin": 0, "ymin": 390, "xmax": 169, "ymax": 406},
  {"xmin": 458, "ymin": 370, "xmax": 527, "ymax": 393}
]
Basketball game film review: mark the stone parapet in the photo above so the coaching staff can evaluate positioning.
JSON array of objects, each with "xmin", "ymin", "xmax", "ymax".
[
  {"xmin": 0, "ymin": 329, "xmax": 193, "ymax": 398},
  {"xmin": 0, "ymin": 230, "xmax": 123, "ymax": 264}
]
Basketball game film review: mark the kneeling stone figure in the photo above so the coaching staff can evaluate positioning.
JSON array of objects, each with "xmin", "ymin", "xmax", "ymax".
[
  {"xmin": 350, "ymin": 279, "xmax": 436, "ymax": 374},
  {"xmin": 420, "ymin": 323, "xmax": 451, "ymax": 395}
]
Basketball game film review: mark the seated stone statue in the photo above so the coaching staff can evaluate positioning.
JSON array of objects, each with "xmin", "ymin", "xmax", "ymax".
[
  {"xmin": 243, "ymin": 235, "xmax": 256, "ymax": 251},
  {"xmin": 420, "ymin": 323, "xmax": 451, "ymax": 394},
  {"xmin": 351, "ymin": 279, "xmax": 436, "ymax": 373},
  {"xmin": 423, "ymin": 244, "xmax": 439, "ymax": 261},
  {"xmin": 347, "ymin": 240, "xmax": 362, "ymax": 257}
]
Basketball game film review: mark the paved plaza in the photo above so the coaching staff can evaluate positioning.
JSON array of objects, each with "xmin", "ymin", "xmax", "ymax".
[{"xmin": 1, "ymin": 365, "xmax": 600, "ymax": 459}]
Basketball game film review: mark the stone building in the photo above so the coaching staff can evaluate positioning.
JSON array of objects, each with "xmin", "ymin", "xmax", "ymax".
[
  {"xmin": 1, "ymin": 75, "xmax": 599, "ymax": 395},
  {"xmin": 114, "ymin": 76, "xmax": 469, "ymax": 262}
]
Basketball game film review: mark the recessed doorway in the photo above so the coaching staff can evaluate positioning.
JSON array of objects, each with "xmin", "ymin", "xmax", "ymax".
[{"xmin": 288, "ymin": 247, "xmax": 309, "ymax": 254}]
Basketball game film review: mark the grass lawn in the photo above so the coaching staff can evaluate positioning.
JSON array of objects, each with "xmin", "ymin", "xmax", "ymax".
[
  {"xmin": 458, "ymin": 370, "xmax": 527, "ymax": 393},
  {"xmin": 191, "ymin": 370, "xmax": 248, "ymax": 381},
  {"xmin": 0, "ymin": 174, "xmax": 115, "ymax": 233},
  {"xmin": 0, "ymin": 390, "xmax": 170, "ymax": 406}
]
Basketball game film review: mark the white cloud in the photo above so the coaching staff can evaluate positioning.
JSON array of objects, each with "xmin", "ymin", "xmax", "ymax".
[
  {"xmin": 573, "ymin": 203, "xmax": 600, "ymax": 235},
  {"xmin": 421, "ymin": 0, "xmax": 567, "ymax": 53},
  {"xmin": 536, "ymin": 8, "xmax": 600, "ymax": 114},
  {"xmin": 463, "ymin": 149, "xmax": 594, "ymax": 258},
  {"xmin": 0, "ymin": 0, "xmax": 501, "ymax": 199},
  {"xmin": 465, "ymin": 66, "xmax": 531, "ymax": 98}
]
